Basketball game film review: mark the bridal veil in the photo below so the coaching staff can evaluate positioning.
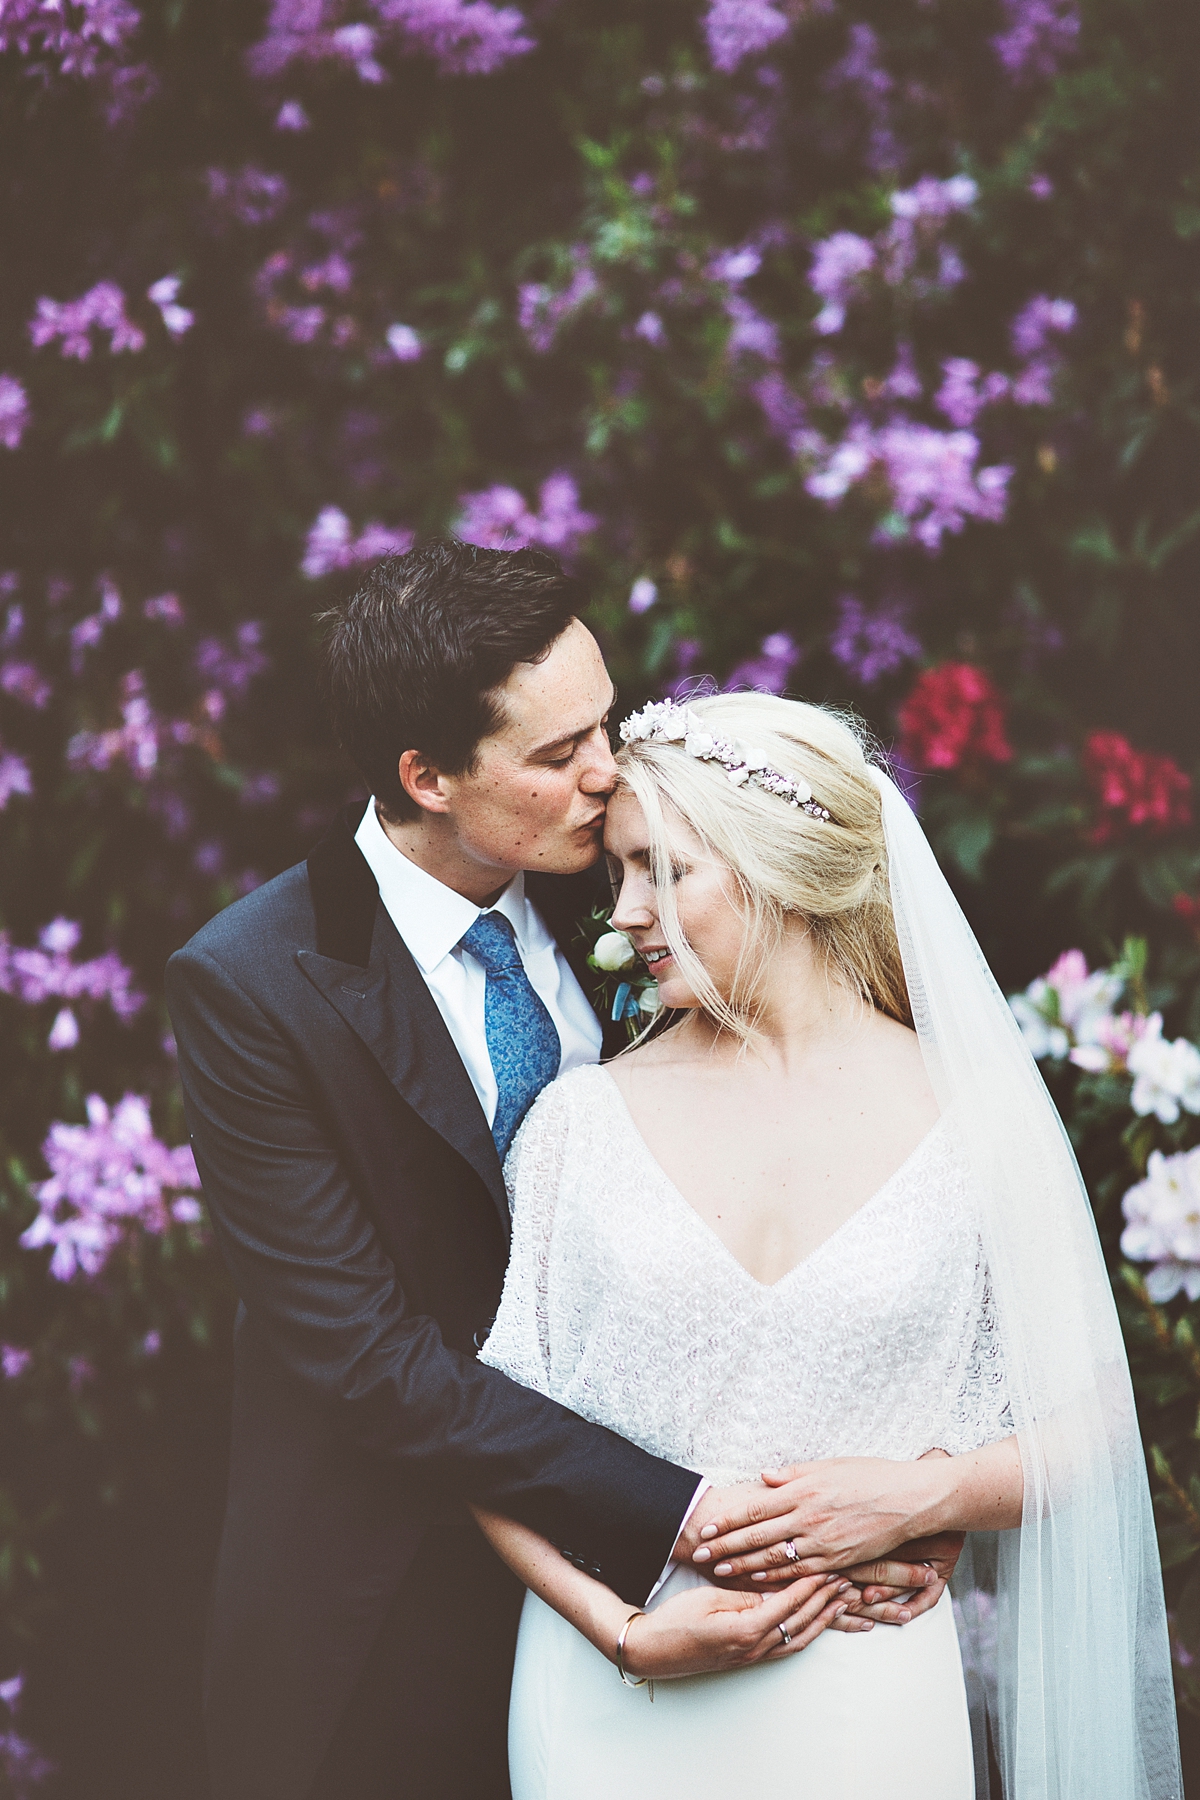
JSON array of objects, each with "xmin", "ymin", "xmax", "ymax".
[{"xmin": 873, "ymin": 767, "xmax": 1180, "ymax": 1798}]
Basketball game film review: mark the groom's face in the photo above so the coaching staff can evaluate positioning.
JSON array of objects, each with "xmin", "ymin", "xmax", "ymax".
[{"xmin": 439, "ymin": 618, "xmax": 618, "ymax": 878}]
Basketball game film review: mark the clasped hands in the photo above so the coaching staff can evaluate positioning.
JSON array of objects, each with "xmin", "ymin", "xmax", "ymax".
[{"xmin": 618, "ymin": 1450, "xmax": 962, "ymax": 1685}]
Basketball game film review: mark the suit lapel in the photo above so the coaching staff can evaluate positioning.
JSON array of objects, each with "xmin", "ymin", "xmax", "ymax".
[{"xmin": 301, "ymin": 813, "xmax": 508, "ymax": 1227}]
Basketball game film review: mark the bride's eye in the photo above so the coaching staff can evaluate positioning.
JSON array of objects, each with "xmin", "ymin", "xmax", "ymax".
[{"xmin": 667, "ymin": 860, "xmax": 690, "ymax": 885}]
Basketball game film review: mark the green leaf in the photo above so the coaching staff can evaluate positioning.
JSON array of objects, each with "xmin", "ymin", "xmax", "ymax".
[{"xmin": 940, "ymin": 814, "xmax": 995, "ymax": 882}]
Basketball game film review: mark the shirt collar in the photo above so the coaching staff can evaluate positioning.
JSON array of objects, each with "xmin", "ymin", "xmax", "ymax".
[{"xmin": 353, "ymin": 800, "xmax": 536, "ymax": 973}]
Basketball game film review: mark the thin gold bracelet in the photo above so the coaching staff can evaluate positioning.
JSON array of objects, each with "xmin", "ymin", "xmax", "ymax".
[{"xmin": 616, "ymin": 1609, "xmax": 653, "ymax": 1699}]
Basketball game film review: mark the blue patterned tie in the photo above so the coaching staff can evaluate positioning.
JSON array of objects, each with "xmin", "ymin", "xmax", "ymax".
[{"xmin": 460, "ymin": 912, "xmax": 562, "ymax": 1161}]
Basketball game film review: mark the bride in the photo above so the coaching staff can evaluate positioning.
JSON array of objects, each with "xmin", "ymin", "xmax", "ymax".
[{"xmin": 474, "ymin": 691, "xmax": 1179, "ymax": 1800}]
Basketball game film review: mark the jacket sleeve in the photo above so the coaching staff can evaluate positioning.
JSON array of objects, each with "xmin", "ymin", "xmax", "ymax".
[{"xmin": 166, "ymin": 940, "xmax": 699, "ymax": 1605}]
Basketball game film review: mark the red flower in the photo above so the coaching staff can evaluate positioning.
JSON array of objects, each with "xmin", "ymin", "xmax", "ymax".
[
  {"xmin": 1083, "ymin": 731, "xmax": 1192, "ymax": 843},
  {"xmin": 1172, "ymin": 894, "xmax": 1200, "ymax": 942},
  {"xmin": 898, "ymin": 662, "xmax": 1013, "ymax": 772}
]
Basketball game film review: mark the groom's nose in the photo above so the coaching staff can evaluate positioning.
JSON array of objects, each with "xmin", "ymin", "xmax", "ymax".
[{"xmin": 578, "ymin": 726, "xmax": 618, "ymax": 796}]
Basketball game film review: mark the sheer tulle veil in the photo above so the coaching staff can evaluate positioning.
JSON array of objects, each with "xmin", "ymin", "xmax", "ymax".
[{"xmin": 872, "ymin": 767, "xmax": 1180, "ymax": 1798}]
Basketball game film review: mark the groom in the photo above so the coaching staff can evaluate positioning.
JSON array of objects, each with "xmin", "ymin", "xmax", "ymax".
[{"xmin": 168, "ymin": 539, "xmax": 949, "ymax": 1800}]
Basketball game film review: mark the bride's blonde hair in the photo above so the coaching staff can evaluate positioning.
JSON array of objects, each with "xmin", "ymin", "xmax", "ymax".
[{"xmin": 614, "ymin": 691, "xmax": 912, "ymax": 1039}]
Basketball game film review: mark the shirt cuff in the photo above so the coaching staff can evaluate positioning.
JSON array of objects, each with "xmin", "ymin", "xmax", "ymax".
[{"xmin": 646, "ymin": 1478, "xmax": 710, "ymax": 1604}]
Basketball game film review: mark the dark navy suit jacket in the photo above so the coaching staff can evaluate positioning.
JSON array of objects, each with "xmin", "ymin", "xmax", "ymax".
[{"xmin": 166, "ymin": 809, "xmax": 698, "ymax": 1800}]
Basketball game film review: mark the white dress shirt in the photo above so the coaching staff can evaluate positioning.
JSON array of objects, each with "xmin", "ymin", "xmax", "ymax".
[
  {"xmin": 354, "ymin": 798, "xmax": 706, "ymax": 1587},
  {"xmin": 354, "ymin": 799, "xmax": 602, "ymax": 1124}
]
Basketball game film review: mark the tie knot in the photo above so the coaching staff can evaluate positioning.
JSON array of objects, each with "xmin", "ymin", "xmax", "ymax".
[{"xmin": 461, "ymin": 911, "xmax": 522, "ymax": 976}]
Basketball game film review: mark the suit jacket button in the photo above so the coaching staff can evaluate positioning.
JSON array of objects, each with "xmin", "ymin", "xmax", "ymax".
[{"xmin": 589, "ymin": 1565, "xmax": 601, "ymax": 1577}]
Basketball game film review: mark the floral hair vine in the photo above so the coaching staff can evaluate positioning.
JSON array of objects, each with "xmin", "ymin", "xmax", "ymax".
[{"xmin": 618, "ymin": 698, "xmax": 834, "ymax": 821}]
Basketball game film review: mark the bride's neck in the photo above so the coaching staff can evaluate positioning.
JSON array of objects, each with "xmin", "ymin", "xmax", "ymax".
[{"xmin": 683, "ymin": 926, "xmax": 866, "ymax": 1075}]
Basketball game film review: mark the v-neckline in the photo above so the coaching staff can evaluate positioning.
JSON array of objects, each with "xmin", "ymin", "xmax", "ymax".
[{"xmin": 595, "ymin": 1066, "xmax": 946, "ymax": 1292}]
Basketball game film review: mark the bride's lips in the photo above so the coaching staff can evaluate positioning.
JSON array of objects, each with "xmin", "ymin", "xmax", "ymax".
[{"xmin": 639, "ymin": 946, "xmax": 673, "ymax": 972}]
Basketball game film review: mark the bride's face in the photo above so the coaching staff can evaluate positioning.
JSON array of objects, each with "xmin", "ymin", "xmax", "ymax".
[{"xmin": 605, "ymin": 787, "xmax": 746, "ymax": 1011}]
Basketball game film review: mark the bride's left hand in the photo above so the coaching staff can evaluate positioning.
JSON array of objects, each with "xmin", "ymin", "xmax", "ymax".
[{"xmin": 690, "ymin": 1455, "xmax": 948, "ymax": 1582}]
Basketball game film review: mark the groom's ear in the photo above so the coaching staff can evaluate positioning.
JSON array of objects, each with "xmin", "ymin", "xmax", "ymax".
[{"xmin": 397, "ymin": 748, "xmax": 452, "ymax": 815}]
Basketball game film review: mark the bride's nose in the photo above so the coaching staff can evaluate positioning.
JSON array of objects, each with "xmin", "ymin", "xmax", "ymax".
[{"xmin": 610, "ymin": 872, "xmax": 657, "ymax": 934}]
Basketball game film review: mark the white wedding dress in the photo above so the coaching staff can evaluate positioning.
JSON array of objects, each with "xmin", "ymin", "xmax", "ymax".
[{"xmin": 480, "ymin": 1063, "xmax": 1014, "ymax": 1800}]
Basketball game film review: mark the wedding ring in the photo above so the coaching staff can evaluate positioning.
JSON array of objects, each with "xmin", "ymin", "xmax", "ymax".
[
  {"xmin": 778, "ymin": 1623, "xmax": 792, "ymax": 1646},
  {"xmin": 782, "ymin": 1539, "xmax": 799, "ymax": 1562}
]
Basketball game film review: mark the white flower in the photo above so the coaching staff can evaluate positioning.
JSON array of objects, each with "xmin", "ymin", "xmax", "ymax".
[
  {"xmin": 638, "ymin": 983, "xmax": 661, "ymax": 1015},
  {"xmin": 1121, "ymin": 1147, "xmax": 1200, "ymax": 1300},
  {"xmin": 1127, "ymin": 1016, "xmax": 1200, "ymax": 1125},
  {"xmin": 593, "ymin": 931, "xmax": 637, "ymax": 972},
  {"xmin": 1008, "ymin": 948, "xmax": 1124, "ymax": 1062},
  {"xmin": 684, "ymin": 728, "xmax": 715, "ymax": 758},
  {"xmin": 1009, "ymin": 991, "xmax": 1070, "ymax": 1061}
]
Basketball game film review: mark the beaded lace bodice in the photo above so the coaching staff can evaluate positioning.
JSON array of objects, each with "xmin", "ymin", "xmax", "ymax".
[{"xmin": 480, "ymin": 1064, "xmax": 1012, "ymax": 1484}]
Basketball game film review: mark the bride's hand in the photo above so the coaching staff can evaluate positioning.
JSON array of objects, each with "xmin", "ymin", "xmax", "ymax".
[
  {"xmin": 689, "ymin": 1456, "xmax": 945, "ymax": 1582},
  {"xmin": 619, "ymin": 1575, "xmax": 853, "ymax": 1681}
]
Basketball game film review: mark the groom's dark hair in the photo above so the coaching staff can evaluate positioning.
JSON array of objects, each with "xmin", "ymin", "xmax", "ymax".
[{"xmin": 318, "ymin": 537, "xmax": 581, "ymax": 821}]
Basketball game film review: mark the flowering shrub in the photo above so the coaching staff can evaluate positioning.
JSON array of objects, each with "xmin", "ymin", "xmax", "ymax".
[{"xmin": 0, "ymin": 0, "xmax": 1198, "ymax": 1779}]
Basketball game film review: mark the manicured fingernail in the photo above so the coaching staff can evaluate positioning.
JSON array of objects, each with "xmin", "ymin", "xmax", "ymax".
[
  {"xmin": 752, "ymin": 1571, "xmax": 767, "ymax": 1581},
  {"xmin": 834, "ymin": 1604, "xmax": 848, "ymax": 1618},
  {"xmin": 837, "ymin": 1582, "xmax": 852, "ymax": 1594},
  {"xmin": 898, "ymin": 1608, "xmax": 911, "ymax": 1622},
  {"xmin": 700, "ymin": 1524, "xmax": 718, "ymax": 1540},
  {"xmin": 714, "ymin": 1563, "xmax": 732, "ymax": 1577},
  {"xmin": 693, "ymin": 1546, "xmax": 711, "ymax": 1561}
]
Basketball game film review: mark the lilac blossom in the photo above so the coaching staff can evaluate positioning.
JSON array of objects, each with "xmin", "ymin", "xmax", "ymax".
[
  {"xmin": 0, "ymin": 750, "xmax": 32, "ymax": 809},
  {"xmin": 829, "ymin": 595, "xmax": 922, "ymax": 685},
  {"xmin": 724, "ymin": 294, "xmax": 779, "ymax": 361},
  {"xmin": 248, "ymin": 0, "xmax": 534, "ymax": 82},
  {"xmin": 518, "ymin": 257, "xmax": 598, "ymax": 353},
  {"xmin": 47, "ymin": 1008, "xmax": 79, "ymax": 1051},
  {"xmin": 0, "ymin": 660, "xmax": 51, "ymax": 709},
  {"xmin": 143, "ymin": 592, "xmax": 185, "ymax": 626},
  {"xmin": 0, "ymin": 376, "xmax": 30, "ymax": 450},
  {"xmin": 750, "ymin": 373, "xmax": 818, "ymax": 456},
  {"xmin": 0, "ymin": 918, "xmax": 144, "ymax": 1021},
  {"xmin": 824, "ymin": 22, "xmax": 899, "ymax": 173},
  {"xmin": 386, "ymin": 322, "xmax": 422, "ymax": 360},
  {"xmin": 0, "ymin": 0, "xmax": 139, "ymax": 78},
  {"xmin": 455, "ymin": 474, "xmax": 597, "ymax": 556},
  {"xmin": 805, "ymin": 418, "xmax": 1011, "ymax": 550},
  {"xmin": 1011, "ymin": 294, "xmax": 1077, "ymax": 358},
  {"xmin": 1, "ymin": 1347, "xmax": 31, "ymax": 1380},
  {"xmin": 301, "ymin": 507, "xmax": 415, "ymax": 578},
  {"xmin": 247, "ymin": 3, "xmax": 385, "ymax": 81},
  {"xmin": 808, "ymin": 232, "xmax": 874, "ymax": 335},
  {"xmin": 993, "ymin": 0, "xmax": 1079, "ymax": 80},
  {"xmin": 275, "ymin": 99, "xmax": 311, "ymax": 129},
  {"xmin": 28, "ymin": 281, "xmax": 145, "ymax": 359},
  {"xmin": 69, "ymin": 577, "xmax": 122, "ymax": 672},
  {"xmin": 703, "ymin": 0, "xmax": 790, "ymax": 73},
  {"xmin": 934, "ymin": 359, "xmax": 1010, "ymax": 428},
  {"xmin": 147, "ymin": 275, "xmax": 194, "ymax": 338},
  {"xmin": 724, "ymin": 631, "xmax": 800, "ymax": 694},
  {"xmin": 665, "ymin": 638, "xmax": 705, "ymax": 699},
  {"xmin": 633, "ymin": 311, "xmax": 666, "ymax": 346},
  {"xmin": 881, "ymin": 342, "xmax": 922, "ymax": 401},
  {"xmin": 194, "ymin": 622, "xmax": 270, "ymax": 698},
  {"xmin": 206, "ymin": 166, "xmax": 290, "ymax": 227},
  {"xmin": 21, "ymin": 1093, "xmax": 202, "ymax": 1282},
  {"xmin": 0, "ymin": 1670, "xmax": 52, "ymax": 1797},
  {"xmin": 68, "ymin": 670, "xmax": 203, "ymax": 778},
  {"xmin": 629, "ymin": 578, "xmax": 658, "ymax": 614}
]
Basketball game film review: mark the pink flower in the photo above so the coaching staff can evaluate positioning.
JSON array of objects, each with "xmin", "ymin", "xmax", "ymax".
[
  {"xmin": 899, "ymin": 663, "xmax": 1013, "ymax": 772},
  {"xmin": 1083, "ymin": 731, "xmax": 1191, "ymax": 842},
  {"xmin": 0, "ymin": 376, "xmax": 30, "ymax": 450}
]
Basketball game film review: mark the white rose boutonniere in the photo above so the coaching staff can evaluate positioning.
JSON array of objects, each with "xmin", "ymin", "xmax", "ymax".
[{"xmin": 575, "ymin": 906, "xmax": 661, "ymax": 1042}]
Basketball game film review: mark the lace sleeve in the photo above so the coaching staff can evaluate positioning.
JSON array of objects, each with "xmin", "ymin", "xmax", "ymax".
[{"xmin": 476, "ymin": 1077, "xmax": 573, "ymax": 1398}]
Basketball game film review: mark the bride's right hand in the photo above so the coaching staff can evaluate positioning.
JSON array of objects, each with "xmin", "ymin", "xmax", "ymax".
[{"xmin": 618, "ymin": 1575, "xmax": 852, "ymax": 1680}]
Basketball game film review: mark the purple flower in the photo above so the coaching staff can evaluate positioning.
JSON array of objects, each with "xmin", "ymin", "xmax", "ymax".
[
  {"xmin": 518, "ymin": 257, "xmax": 598, "ymax": 353},
  {"xmin": 805, "ymin": 418, "xmax": 1011, "ymax": 550},
  {"xmin": 194, "ymin": 622, "xmax": 270, "ymax": 698},
  {"xmin": 206, "ymin": 165, "xmax": 290, "ymax": 228},
  {"xmin": 629, "ymin": 578, "xmax": 658, "ymax": 614},
  {"xmin": 142, "ymin": 1329, "xmax": 162, "ymax": 1355},
  {"xmin": 1010, "ymin": 293, "xmax": 1077, "ymax": 359},
  {"xmin": 0, "ymin": 376, "xmax": 30, "ymax": 450},
  {"xmin": 21, "ymin": 1093, "xmax": 203, "ymax": 1282},
  {"xmin": 881, "ymin": 342, "xmax": 922, "ymax": 401},
  {"xmin": 665, "ymin": 638, "xmax": 705, "ymax": 699},
  {"xmin": 0, "ymin": 661, "xmax": 52, "ymax": 709},
  {"xmin": 142, "ymin": 592, "xmax": 185, "ymax": 626},
  {"xmin": 0, "ymin": 0, "xmax": 140, "ymax": 79},
  {"xmin": 301, "ymin": 508, "xmax": 415, "ymax": 578},
  {"xmin": 386, "ymin": 322, "xmax": 422, "ymax": 360},
  {"xmin": 934, "ymin": 359, "xmax": 1009, "ymax": 428},
  {"xmin": 993, "ymin": 0, "xmax": 1079, "ymax": 79},
  {"xmin": 0, "ymin": 918, "xmax": 144, "ymax": 1024},
  {"xmin": 455, "ymin": 473, "xmax": 597, "ymax": 556},
  {"xmin": 724, "ymin": 631, "xmax": 800, "ymax": 694},
  {"xmin": 147, "ymin": 275, "xmax": 194, "ymax": 338},
  {"xmin": 1028, "ymin": 173, "xmax": 1054, "ymax": 199},
  {"xmin": 0, "ymin": 751, "xmax": 32, "ymax": 810},
  {"xmin": 703, "ymin": 0, "xmax": 790, "ymax": 73},
  {"xmin": 275, "ymin": 99, "xmax": 311, "ymax": 130},
  {"xmin": 47, "ymin": 1007, "xmax": 79, "ymax": 1051},
  {"xmin": 824, "ymin": 22, "xmax": 899, "ymax": 174},
  {"xmin": 69, "ymin": 576, "xmax": 123, "ymax": 673},
  {"xmin": 808, "ymin": 232, "xmax": 874, "ymax": 335},
  {"xmin": 1, "ymin": 1347, "xmax": 31, "ymax": 1380},
  {"xmin": 248, "ymin": 0, "xmax": 534, "ymax": 82},
  {"xmin": 829, "ymin": 595, "xmax": 922, "ymax": 684},
  {"xmin": 633, "ymin": 311, "xmax": 666, "ymax": 346},
  {"xmin": 28, "ymin": 282, "xmax": 145, "ymax": 360}
]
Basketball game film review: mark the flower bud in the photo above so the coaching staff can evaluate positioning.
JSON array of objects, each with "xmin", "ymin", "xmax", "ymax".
[{"xmin": 593, "ymin": 930, "xmax": 637, "ymax": 972}]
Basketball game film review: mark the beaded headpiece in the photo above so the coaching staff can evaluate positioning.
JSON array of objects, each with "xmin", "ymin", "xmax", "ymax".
[{"xmin": 618, "ymin": 698, "xmax": 834, "ymax": 821}]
